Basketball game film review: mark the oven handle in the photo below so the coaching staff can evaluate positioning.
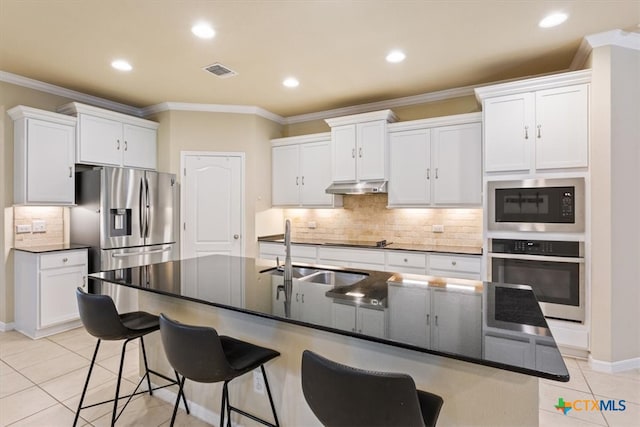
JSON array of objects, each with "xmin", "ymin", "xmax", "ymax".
[{"xmin": 488, "ymin": 253, "xmax": 584, "ymax": 263}]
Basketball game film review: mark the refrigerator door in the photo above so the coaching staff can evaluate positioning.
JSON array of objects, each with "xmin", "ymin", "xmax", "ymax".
[
  {"xmin": 144, "ymin": 171, "xmax": 177, "ymax": 246},
  {"xmin": 100, "ymin": 243, "xmax": 176, "ymax": 271},
  {"xmin": 101, "ymin": 167, "xmax": 145, "ymax": 249}
]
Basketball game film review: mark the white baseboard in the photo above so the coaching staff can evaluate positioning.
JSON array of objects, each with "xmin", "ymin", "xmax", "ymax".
[
  {"xmin": 0, "ymin": 321, "xmax": 15, "ymax": 332},
  {"xmin": 588, "ymin": 355, "xmax": 640, "ymax": 373}
]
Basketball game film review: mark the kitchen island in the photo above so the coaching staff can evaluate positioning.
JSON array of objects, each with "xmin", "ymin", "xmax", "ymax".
[{"xmin": 91, "ymin": 254, "xmax": 567, "ymax": 426}]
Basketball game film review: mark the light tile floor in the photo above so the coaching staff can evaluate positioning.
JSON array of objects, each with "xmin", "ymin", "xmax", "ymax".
[{"xmin": 1, "ymin": 327, "xmax": 638, "ymax": 426}]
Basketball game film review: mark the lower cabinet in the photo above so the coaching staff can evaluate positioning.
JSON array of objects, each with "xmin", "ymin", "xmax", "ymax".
[
  {"xmin": 271, "ymin": 276, "xmax": 333, "ymax": 328},
  {"xmin": 429, "ymin": 253, "xmax": 481, "ymax": 280},
  {"xmin": 483, "ymin": 333, "xmax": 566, "ymax": 373},
  {"xmin": 14, "ymin": 249, "xmax": 88, "ymax": 338},
  {"xmin": 388, "ymin": 284, "xmax": 481, "ymax": 357},
  {"xmin": 332, "ymin": 301, "xmax": 387, "ymax": 338}
]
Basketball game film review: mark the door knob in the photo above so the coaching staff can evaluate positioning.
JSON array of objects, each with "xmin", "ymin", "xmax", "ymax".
[{"xmin": 233, "ymin": 234, "xmax": 240, "ymax": 239}]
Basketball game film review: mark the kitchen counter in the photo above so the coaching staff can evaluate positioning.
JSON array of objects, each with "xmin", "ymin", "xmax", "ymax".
[
  {"xmin": 13, "ymin": 243, "xmax": 90, "ymax": 253},
  {"xmin": 258, "ymin": 234, "xmax": 482, "ymax": 255},
  {"xmin": 90, "ymin": 254, "xmax": 567, "ymax": 382}
]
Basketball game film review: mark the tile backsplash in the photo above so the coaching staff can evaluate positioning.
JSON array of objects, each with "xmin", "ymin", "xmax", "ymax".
[
  {"xmin": 13, "ymin": 206, "xmax": 65, "ymax": 247},
  {"xmin": 284, "ymin": 194, "xmax": 482, "ymax": 248}
]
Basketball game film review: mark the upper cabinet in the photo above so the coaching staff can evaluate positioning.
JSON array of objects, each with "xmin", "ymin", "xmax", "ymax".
[
  {"xmin": 271, "ymin": 133, "xmax": 342, "ymax": 207},
  {"xmin": 8, "ymin": 106, "xmax": 77, "ymax": 205},
  {"xmin": 475, "ymin": 70, "xmax": 590, "ymax": 174},
  {"xmin": 58, "ymin": 102, "xmax": 158, "ymax": 170},
  {"xmin": 325, "ymin": 110, "xmax": 396, "ymax": 183},
  {"xmin": 387, "ymin": 113, "xmax": 482, "ymax": 207}
]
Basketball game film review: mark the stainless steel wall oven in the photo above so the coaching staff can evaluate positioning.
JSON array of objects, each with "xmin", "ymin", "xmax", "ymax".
[{"xmin": 488, "ymin": 238, "xmax": 585, "ymax": 323}]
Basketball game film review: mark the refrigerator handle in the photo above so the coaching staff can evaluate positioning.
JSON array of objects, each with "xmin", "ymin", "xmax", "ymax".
[
  {"xmin": 139, "ymin": 178, "xmax": 145, "ymax": 237},
  {"xmin": 145, "ymin": 176, "xmax": 151, "ymax": 238}
]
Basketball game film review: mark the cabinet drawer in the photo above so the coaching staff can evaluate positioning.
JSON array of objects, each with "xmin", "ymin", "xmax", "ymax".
[
  {"xmin": 387, "ymin": 252, "xmax": 427, "ymax": 269},
  {"xmin": 259, "ymin": 243, "xmax": 317, "ymax": 259},
  {"xmin": 318, "ymin": 247, "xmax": 385, "ymax": 265},
  {"xmin": 40, "ymin": 250, "xmax": 87, "ymax": 270},
  {"xmin": 429, "ymin": 254, "xmax": 481, "ymax": 274}
]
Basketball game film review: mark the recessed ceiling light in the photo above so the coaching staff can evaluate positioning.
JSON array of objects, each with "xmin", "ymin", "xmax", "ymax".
[
  {"xmin": 111, "ymin": 59, "xmax": 132, "ymax": 72},
  {"xmin": 283, "ymin": 77, "xmax": 299, "ymax": 88},
  {"xmin": 386, "ymin": 50, "xmax": 406, "ymax": 63},
  {"xmin": 539, "ymin": 12, "xmax": 568, "ymax": 28},
  {"xmin": 192, "ymin": 22, "xmax": 215, "ymax": 39}
]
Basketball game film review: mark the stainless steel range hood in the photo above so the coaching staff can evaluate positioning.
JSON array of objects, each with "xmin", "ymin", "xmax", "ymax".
[{"xmin": 325, "ymin": 181, "xmax": 387, "ymax": 195}]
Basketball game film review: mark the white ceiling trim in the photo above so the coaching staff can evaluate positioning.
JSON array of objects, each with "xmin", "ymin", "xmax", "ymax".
[
  {"xmin": 142, "ymin": 102, "xmax": 285, "ymax": 124},
  {"xmin": 586, "ymin": 29, "xmax": 640, "ymax": 51},
  {"xmin": 0, "ymin": 70, "xmax": 142, "ymax": 116}
]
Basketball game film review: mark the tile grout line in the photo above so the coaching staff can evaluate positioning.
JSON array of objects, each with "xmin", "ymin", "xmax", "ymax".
[{"xmin": 575, "ymin": 358, "xmax": 611, "ymax": 427}]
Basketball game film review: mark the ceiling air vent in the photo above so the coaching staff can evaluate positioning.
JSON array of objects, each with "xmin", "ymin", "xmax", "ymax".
[{"xmin": 202, "ymin": 63, "xmax": 238, "ymax": 78}]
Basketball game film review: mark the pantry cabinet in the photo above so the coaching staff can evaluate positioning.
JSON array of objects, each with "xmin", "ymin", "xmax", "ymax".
[
  {"xmin": 58, "ymin": 102, "xmax": 158, "ymax": 170},
  {"xmin": 14, "ymin": 248, "xmax": 88, "ymax": 338},
  {"xmin": 271, "ymin": 134, "xmax": 341, "ymax": 207},
  {"xmin": 476, "ymin": 70, "xmax": 590, "ymax": 173},
  {"xmin": 8, "ymin": 106, "xmax": 77, "ymax": 205},
  {"xmin": 388, "ymin": 114, "xmax": 482, "ymax": 207},
  {"xmin": 325, "ymin": 110, "xmax": 396, "ymax": 183}
]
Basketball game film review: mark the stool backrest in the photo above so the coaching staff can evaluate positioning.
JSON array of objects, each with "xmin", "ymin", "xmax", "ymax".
[
  {"xmin": 76, "ymin": 288, "xmax": 130, "ymax": 340},
  {"xmin": 301, "ymin": 350, "xmax": 428, "ymax": 427},
  {"xmin": 159, "ymin": 314, "xmax": 234, "ymax": 383}
]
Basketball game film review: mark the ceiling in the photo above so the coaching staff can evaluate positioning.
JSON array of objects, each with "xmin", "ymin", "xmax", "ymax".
[{"xmin": 1, "ymin": 1, "xmax": 638, "ymax": 118}]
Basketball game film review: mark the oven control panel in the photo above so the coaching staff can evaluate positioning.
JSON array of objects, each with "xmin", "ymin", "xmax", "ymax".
[{"xmin": 490, "ymin": 239, "xmax": 582, "ymax": 258}]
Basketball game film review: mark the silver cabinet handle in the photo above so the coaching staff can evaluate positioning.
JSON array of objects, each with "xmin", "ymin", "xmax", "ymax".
[
  {"xmin": 403, "ymin": 258, "xmax": 408, "ymax": 263},
  {"xmin": 358, "ymin": 147, "xmax": 363, "ymax": 158},
  {"xmin": 452, "ymin": 260, "xmax": 457, "ymax": 266},
  {"xmin": 68, "ymin": 166, "xmax": 72, "ymax": 178},
  {"xmin": 301, "ymin": 176, "xmax": 304, "ymax": 185},
  {"xmin": 435, "ymin": 168, "xmax": 439, "ymax": 179},
  {"xmin": 426, "ymin": 168, "xmax": 430, "ymax": 180},
  {"xmin": 351, "ymin": 148, "xmax": 355, "ymax": 158},
  {"xmin": 124, "ymin": 140, "xmax": 128, "ymax": 151},
  {"xmin": 62, "ymin": 257, "xmax": 68, "ymax": 263},
  {"xmin": 296, "ymin": 293, "xmax": 299, "ymax": 302},
  {"xmin": 537, "ymin": 124, "xmax": 542, "ymax": 138},
  {"xmin": 233, "ymin": 234, "xmax": 240, "ymax": 239},
  {"xmin": 82, "ymin": 276, "xmax": 86, "ymax": 288},
  {"xmin": 435, "ymin": 315, "xmax": 439, "ymax": 326},
  {"xmin": 426, "ymin": 314, "xmax": 430, "ymax": 325},
  {"xmin": 117, "ymin": 139, "xmax": 120, "ymax": 150},
  {"xmin": 296, "ymin": 176, "xmax": 299, "ymax": 185},
  {"xmin": 524, "ymin": 126, "xmax": 529, "ymax": 139},
  {"xmin": 301, "ymin": 294, "xmax": 305, "ymax": 304}
]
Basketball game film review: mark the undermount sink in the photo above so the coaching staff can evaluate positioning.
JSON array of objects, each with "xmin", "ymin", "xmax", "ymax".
[
  {"xmin": 301, "ymin": 270, "xmax": 368, "ymax": 287},
  {"xmin": 260, "ymin": 266, "xmax": 323, "ymax": 279}
]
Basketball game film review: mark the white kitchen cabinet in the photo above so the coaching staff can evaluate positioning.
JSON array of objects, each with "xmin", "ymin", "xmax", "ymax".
[
  {"xmin": 331, "ymin": 302, "xmax": 386, "ymax": 338},
  {"xmin": 318, "ymin": 247, "xmax": 385, "ymax": 270},
  {"xmin": 476, "ymin": 71, "xmax": 590, "ymax": 173},
  {"xmin": 484, "ymin": 334, "xmax": 533, "ymax": 368},
  {"xmin": 326, "ymin": 110, "xmax": 396, "ymax": 183},
  {"xmin": 386, "ymin": 251, "xmax": 427, "ymax": 275},
  {"xmin": 388, "ymin": 115, "xmax": 482, "ymax": 207},
  {"xmin": 58, "ymin": 102, "xmax": 158, "ymax": 170},
  {"xmin": 14, "ymin": 249, "xmax": 88, "ymax": 338},
  {"xmin": 258, "ymin": 242, "xmax": 318, "ymax": 264},
  {"xmin": 8, "ymin": 106, "xmax": 77, "ymax": 205},
  {"xmin": 429, "ymin": 253, "xmax": 482, "ymax": 280},
  {"xmin": 271, "ymin": 134, "xmax": 340, "ymax": 207},
  {"xmin": 297, "ymin": 281, "xmax": 333, "ymax": 327},
  {"xmin": 388, "ymin": 284, "xmax": 481, "ymax": 356}
]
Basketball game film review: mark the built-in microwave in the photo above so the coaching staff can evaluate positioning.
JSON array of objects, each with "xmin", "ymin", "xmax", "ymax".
[{"xmin": 488, "ymin": 178, "xmax": 585, "ymax": 233}]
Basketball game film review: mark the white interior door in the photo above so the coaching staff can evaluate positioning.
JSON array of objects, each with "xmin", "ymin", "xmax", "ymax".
[{"xmin": 181, "ymin": 153, "xmax": 244, "ymax": 259}]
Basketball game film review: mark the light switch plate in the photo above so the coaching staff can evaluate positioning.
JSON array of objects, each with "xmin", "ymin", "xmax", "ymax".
[
  {"xmin": 432, "ymin": 224, "xmax": 444, "ymax": 233},
  {"xmin": 32, "ymin": 220, "xmax": 46, "ymax": 232},
  {"xmin": 16, "ymin": 224, "xmax": 32, "ymax": 234}
]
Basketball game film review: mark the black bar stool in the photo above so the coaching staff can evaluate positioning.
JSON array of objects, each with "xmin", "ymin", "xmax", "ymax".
[
  {"xmin": 301, "ymin": 350, "xmax": 444, "ymax": 427},
  {"xmin": 159, "ymin": 313, "xmax": 280, "ymax": 427},
  {"xmin": 74, "ymin": 288, "xmax": 188, "ymax": 426}
]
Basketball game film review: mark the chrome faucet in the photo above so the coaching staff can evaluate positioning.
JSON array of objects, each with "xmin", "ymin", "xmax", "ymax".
[{"xmin": 283, "ymin": 219, "xmax": 292, "ymax": 283}]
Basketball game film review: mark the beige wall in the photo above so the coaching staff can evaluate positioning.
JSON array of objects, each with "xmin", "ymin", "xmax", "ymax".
[
  {"xmin": 0, "ymin": 82, "xmax": 76, "ymax": 325},
  {"xmin": 590, "ymin": 45, "xmax": 640, "ymax": 364},
  {"xmin": 153, "ymin": 110, "xmax": 283, "ymax": 258}
]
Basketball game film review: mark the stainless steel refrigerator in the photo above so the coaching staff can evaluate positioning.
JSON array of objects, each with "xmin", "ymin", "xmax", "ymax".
[{"xmin": 71, "ymin": 166, "xmax": 178, "ymax": 274}]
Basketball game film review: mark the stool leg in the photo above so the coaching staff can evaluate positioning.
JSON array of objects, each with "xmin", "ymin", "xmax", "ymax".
[
  {"xmin": 139, "ymin": 336, "xmax": 153, "ymax": 395},
  {"xmin": 73, "ymin": 339, "xmax": 101, "ymax": 427},
  {"xmin": 175, "ymin": 370, "xmax": 190, "ymax": 414},
  {"xmin": 112, "ymin": 339, "xmax": 130, "ymax": 426},
  {"xmin": 220, "ymin": 381, "xmax": 228, "ymax": 427},
  {"xmin": 170, "ymin": 376, "xmax": 186, "ymax": 427},
  {"xmin": 261, "ymin": 365, "xmax": 280, "ymax": 427}
]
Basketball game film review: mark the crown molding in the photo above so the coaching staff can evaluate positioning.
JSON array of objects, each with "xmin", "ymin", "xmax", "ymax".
[
  {"xmin": 271, "ymin": 132, "xmax": 331, "ymax": 146},
  {"xmin": 141, "ymin": 102, "xmax": 285, "ymax": 124},
  {"xmin": 0, "ymin": 70, "xmax": 142, "ymax": 116},
  {"xmin": 325, "ymin": 109, "xmax": 397, "ymax": 127},
  {"xmin": 388, "ymin": 112, "xmax": 482, "ymax": 132},
  {"xmin": 586, "ymin": 29, "xmax": 640, "ymax": 51},
  {"xmin": 7, "ymin": 105, "xmax": 77, "ymax": 125}
]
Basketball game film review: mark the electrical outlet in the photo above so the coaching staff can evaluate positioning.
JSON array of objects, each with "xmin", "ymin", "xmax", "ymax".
[
  {"xmin": 253, "ymin": 369, "xmax": 265, "ymax": 394},
  {"xmin": 432, "ymin": 224, "xmax": 444, "ymax": 233},
  {"xmin": 307, "ymin": 221, "xmax": 317, "ymax": 229},
  {"xmin": 16, "ymin": 224, "xmax": 32, "ymax": 234},
  {"xmin": 32, "ymin": 220, "xmax": 46, "ymax": 232}
]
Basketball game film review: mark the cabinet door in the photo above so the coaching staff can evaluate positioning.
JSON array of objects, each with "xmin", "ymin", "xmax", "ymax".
[
  {"xmin": 300, "ymin": 141, "xmax": 333, "ymax": 206},
  {"xmin": 298, "ymin": 281, "xmax": 333, "ymax": 327},
  {"xmin": 483, "ymin": 93, "xmax": 534, "ymax": 172},
  {"xmin": 484, "ymin": 335, "xmax": 533, "ymax": 369},
  {"xmin": 388, "ymin": 129, "xmax": 431, "ymax": 206},
  {"xmin": 432, "ymin": 291, "xmax": 481, "ymax": 357},
  {"xmin": 331, "ymin": 125, "xmax": 357, "ymax": 182},
  {"xmin": 388, "ymin": 286, "xmax": 430, "ymax": 346},
  {"xmin": 358, "ymin": 307, "xmax": 386, "ymax": 338},
  {"xmin": 123, "ymin": 124, "xmax": 157, "ymax": 169},
  {"xmin": 432, "ymin": 123, "xmax": 482, "ymax": 205},
  {"xmin": 535, "ymin": 84, "xmax": 588, "ymax": 170},
  {"xmin": 272, "ymin": 145, "xmax": 300, "ymax": 205},
  {"xmin": 39, "ymin": 265, "xmax": 85, "ymax": 328},
  {"xmin": 536, "ymin": 343, "xmax": 566, "ymax": 372},
  {"xmin": 332, "ymin": 303, "xmax": 356, "ymax": 332},
  {"xmin": 78, "ymin": 114, "xmax": 122, "ymax": 166},
  {"xmin": 26, "ymin": 118, "xmax": 75, "ymax": 204},
  {"xmin": 357, "ymin": 120, "xmax": 387, "ymax": 180}
]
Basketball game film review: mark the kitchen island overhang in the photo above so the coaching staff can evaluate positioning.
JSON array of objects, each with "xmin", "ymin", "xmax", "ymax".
[{"xmin": 89, "ymin": 254, "xmax": 567, "ymax": 426}]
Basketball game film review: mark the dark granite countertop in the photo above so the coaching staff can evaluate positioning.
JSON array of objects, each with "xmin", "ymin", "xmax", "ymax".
[
  {"xmin": 13, "ymin": 243, "xmax": 91, "ymax": 253},
  {"xmin": 90, "ymin": 254, "xmax": 568, "ymax": 382},
  {"xmin": 258, "ymin": 234, "xmax": 482, "ymax": 255}
]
